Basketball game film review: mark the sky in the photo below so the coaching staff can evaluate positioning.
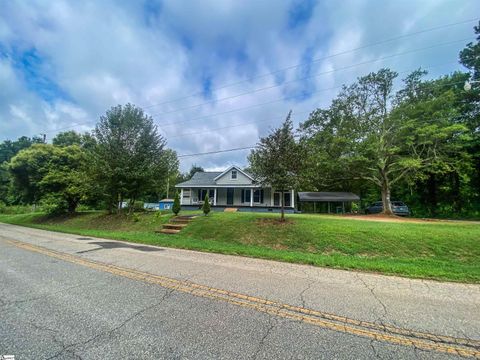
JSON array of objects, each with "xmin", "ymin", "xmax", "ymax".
[{"xmin": 0, "ymin": 0, "xmax": 479, "ymax": 171}]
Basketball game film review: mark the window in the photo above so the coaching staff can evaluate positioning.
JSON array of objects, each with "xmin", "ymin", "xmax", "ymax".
[
  {"xmin": 241, "ymin": 189, "xmax": 251, "ymax": 203},
  {"xmin": 231, "ymin": 170, "xmax": 237, "ymax": 179},
  {"xmin": 253, "ymin": 189, "xmax": 264, "ymax": 203}
]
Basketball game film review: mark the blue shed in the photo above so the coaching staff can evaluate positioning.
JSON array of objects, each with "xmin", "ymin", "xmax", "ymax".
[{"xmin": 159, "ymin": 198, "xmax": 174, "ymax": 210}]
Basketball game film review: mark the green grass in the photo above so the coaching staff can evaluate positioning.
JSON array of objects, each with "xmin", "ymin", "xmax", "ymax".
[{"xmin": 1, "ymin": 211, "xmax": 479, "ymax": 283}]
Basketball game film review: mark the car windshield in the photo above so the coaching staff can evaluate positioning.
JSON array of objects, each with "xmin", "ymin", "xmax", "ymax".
[
  {"xmin": 374, "ymin": 202, "xmax": 383, "ymax": 206},
  {"xmin": 392, "ymin": 202, "xmax": 405, "ymax": 206}
]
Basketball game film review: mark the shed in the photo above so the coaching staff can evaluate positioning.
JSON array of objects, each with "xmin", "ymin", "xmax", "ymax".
[
  {"xmin": 297, "ymin": 192, "xmax": 360, "ymax": 214},
  {"xmin": 159, "ymin": 198, "xmax": 174, "ymax": 210}
]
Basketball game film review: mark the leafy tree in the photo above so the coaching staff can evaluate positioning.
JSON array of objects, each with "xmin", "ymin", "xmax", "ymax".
[
  {"xmin": 300, "ymin": 69, "xmax": 468, "ymax": 215},
  {"xmin": 91, "ymin": 104, "xmax": 168, "ymax": 213},
  {"xmin": 172, "ymin": 191, "xmax": 181, "ymax": 215},
  {"xmin": 53, "ymin": 131, "xmax": 97, "ymax": 149},
  {"xmin": 459, "ymin": 21, "xmax": 480, "ymax": 81},
  {"xmin": 202, "ymin": 194, "xmax": 211, "ymax": 215},
  {"xmin": 8, "ymin": 144, "xmax": 90, "ymax": 213},
  {"xmin": 52, "ymin": 131, "xmax": 83, "ymax": 147},
  {"xmin": 249, "ymin": 111, "xmax": 304, "ymax": 221}
]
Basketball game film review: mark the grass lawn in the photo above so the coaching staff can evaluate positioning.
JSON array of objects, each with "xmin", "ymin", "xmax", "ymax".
[{"xmin": 1, "ymin": 211, "xmax": 479, "ymax": 283}]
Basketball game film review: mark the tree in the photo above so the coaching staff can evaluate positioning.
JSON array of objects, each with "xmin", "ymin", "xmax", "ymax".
[
  {"xmin": 8, "ymin": 144, "xmax": 90, "ymax": 213},
  {"xmin": 91, "ymin": 104, "xmax": 168, "ymax": 213},
  {"xmin": 248, "ymin": 111, "xmax": 304, "ymax": 221},
  {"xmin": 202, "ymin": 194, "xmax": 211, "ymax": 215},
  {"xmin": 52, "ymin": 131, "xmax": 83, "ymax": 147},
  {"xmin": 172, "ymin": 192, "xmax": 181, "ymax": 215},
  {"xmin": 300, "ymin": 69, "xmax": 468, "ymax": 215}
]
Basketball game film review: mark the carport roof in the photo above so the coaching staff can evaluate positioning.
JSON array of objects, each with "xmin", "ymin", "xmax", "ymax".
[{"xmin": 298, "ymin": 192, "xmax": 360, "ymax": 202}]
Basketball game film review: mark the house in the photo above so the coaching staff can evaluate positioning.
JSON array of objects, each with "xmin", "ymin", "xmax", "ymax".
[
  {"xmin": 297, "ymin": 192, "xmax": 360, "ymax": 214},
  {"xmin": 175, "ymin": 165, "xmax": 295, "ymax": 212}
]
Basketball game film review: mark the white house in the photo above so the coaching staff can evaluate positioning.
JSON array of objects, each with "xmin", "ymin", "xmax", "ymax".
[{"xmin": 175, "ymin": 165, "xmax": 295, "ymax": 211}]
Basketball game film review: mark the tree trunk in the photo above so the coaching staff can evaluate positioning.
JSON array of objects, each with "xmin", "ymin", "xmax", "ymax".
[
  {"xmin": 381, "ymin": 183, "xmax": 393, "ymax": 215},
  {"xmin": 280, "ymin": 190, "xmax": 285, "ymax": 222},
  {"xmin": 451, "ymin": 171, "xmax": 461, "ymax": 213}
]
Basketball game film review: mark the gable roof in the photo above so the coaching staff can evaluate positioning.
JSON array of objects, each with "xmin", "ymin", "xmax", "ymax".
[
  {"xmin": 213, "ymin": 165, "xmax": 254, "ymax": 181},
  {"xmin": 175, "ymin": 171, "xmax": 222, "ymax": 187},
  {"xmin": 298, "ymin": 192, "xmax": 360, "ymax": 202}
]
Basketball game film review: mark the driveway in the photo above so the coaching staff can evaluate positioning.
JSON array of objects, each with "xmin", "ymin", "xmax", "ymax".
[{"xmin": 0, "ymin": 223, "xmax": 479, "ymax": 359}]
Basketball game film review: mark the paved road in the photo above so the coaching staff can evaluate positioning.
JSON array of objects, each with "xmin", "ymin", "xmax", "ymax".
[{"xmin": 0, "ymin": 224, "xmax": 479, "ymax": 359}]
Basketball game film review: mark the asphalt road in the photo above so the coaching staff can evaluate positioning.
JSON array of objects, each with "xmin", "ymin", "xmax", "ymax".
[{"xmin": 0, "ymin": 224, "xmax": 479, "ymax": 359}]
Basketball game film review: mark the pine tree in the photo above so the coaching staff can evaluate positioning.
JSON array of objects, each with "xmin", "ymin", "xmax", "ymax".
[
  {"xmin": 172, "ymin": 192, "xmax": 181, "ymax": 215},
  {"xmin": 202, "ymin": 194, "xmax": 211, "ymax": 216}
]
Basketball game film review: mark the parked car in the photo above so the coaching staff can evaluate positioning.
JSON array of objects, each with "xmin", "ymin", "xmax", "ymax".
[{"xmin": 365, "ymin": 201, "xmax": 410, "ymax": 216}]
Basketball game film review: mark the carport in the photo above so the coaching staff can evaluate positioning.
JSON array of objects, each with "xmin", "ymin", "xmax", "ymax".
[{"xmin": 297, "ymin": 192, "xmax": 360, "ymax": 214}]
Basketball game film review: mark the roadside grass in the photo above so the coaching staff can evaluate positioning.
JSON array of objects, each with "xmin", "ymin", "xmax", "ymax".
[{"xmin": 1, "ymin": 211, "xmax": 479, "ymax": 283}]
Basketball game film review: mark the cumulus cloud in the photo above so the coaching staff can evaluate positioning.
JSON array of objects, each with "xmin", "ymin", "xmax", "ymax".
[{"xmin": 0, "ymin": 0, "xmax": 478, "ymax": 171}]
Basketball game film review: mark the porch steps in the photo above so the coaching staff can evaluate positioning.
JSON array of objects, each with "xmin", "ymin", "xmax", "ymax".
[
  {"xmin": 224, "ymin": 208, "xmax": 238, "ymax": 212},
  {"xmin": 157, "ymin": 215, "xmax": 196, "ymax": 234}
]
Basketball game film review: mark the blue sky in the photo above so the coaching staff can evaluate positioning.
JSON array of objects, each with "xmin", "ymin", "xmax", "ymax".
[{"xmin": 0, "ymin": 0, "xmax": 479, "ymax": 171}]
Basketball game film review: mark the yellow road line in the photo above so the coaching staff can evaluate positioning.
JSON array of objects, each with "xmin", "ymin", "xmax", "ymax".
[{"xmin": 5, "ymin": 239, "xmax": 480, "ymax": 358}]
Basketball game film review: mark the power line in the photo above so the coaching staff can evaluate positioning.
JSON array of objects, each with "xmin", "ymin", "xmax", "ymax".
[
  {"xmin": 143, "ymin": 18, "xmax": 479, "ymax": 110},
  {"xmin": 159, "ymin": 60, "xmax": 459, "ymax": 129},
  {"xmin": 42, "ymin": 46, "xmax": 470, "ymax": 136},
  {"xmin": 178, "ymin": 146, "xmax": 256, "ymax": 158},
  {"xmin": 150, "ymin": 38, "xmax": 473, "ymax": 117},
  {"xmin": 174, "ymin": 78, "xmax": 472, "ymax": 158}
]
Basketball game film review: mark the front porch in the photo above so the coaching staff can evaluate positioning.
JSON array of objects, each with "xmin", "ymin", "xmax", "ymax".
[{"xmin": 179, "ymin": 187, "xmax": 295, "ymax": 208}]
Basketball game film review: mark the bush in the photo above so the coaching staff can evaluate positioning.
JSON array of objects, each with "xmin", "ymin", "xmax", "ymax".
[
  {"xmin": 202, "ymin": 194, "xmax": 211, "ymax": 216},
  {"xmin": 0, "ymin": 202, "xmax": 36, "ymax": 214},
  {"xmin": 40, "ymin": 194, "xmax": 69, "ymax": 215},
  {"xmin": 172, "ymin": 192, "xmax": 181, "ymax": 215},
  {"xmin": 132, "ymin": 213, "xmax": 140, "ymax": 222}
]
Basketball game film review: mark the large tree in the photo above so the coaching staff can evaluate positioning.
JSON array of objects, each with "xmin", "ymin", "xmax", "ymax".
[
  {"xmin": 300, "ymin": 69, "xmax": 468, "ymax": 215},
  {"xmin": 92, "ymin": 103, "xmax": 168, "ymax": 212},
  {"xmin": 248, "ymin": 111, "xmax": 304, "ymax": 221},
  {"xmin": 8, "ymin": 144, "xmax": 90, "ymax": 213}
]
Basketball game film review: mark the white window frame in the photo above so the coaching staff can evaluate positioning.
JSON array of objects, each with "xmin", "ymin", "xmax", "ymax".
[{"xmin": 231, "ymin": 170, "xmax": 238, "ymax": 180}]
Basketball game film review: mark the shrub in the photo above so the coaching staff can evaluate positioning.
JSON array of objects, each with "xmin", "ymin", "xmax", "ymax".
[
  {"xmin": 202, "ymin": 194, "xmax": 211, "ymax": 216},
  {"xmin": 172, "ymin": 192, "xmax": 181, "ymax": 215},
  {"xmin": 40, "ymin": 194, "xmax": 69, "ymax": 215},
  {"xmin": 132, "ymin": 213, "xmax": 140, "ymax": 222}
]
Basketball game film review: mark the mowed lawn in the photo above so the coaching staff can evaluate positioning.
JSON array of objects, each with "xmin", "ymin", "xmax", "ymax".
[{"xmin": 1, "ymin": 211, "xmax": 479, "ymax": 282}]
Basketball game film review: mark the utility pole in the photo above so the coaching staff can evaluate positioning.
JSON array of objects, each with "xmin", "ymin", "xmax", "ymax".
[{"xmin": 41, "ymin": 134, "xmax": 46, "ymax": 143}]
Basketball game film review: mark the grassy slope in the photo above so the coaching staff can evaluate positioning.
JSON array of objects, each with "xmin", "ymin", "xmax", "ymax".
[{"xmin": 1, "ymin": 211, "xmax": 479, "ymax": 282}]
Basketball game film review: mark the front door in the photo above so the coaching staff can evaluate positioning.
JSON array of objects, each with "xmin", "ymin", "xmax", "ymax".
[{"xmin": 227, "ymin": 188, "xmax": 234, "ymax": 205}]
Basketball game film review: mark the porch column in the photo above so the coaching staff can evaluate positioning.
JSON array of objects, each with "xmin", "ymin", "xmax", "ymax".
[
  {"xmin": 291, "ymin": 190, "xmax": 295, "ymax": 208},
  {"xmin": 180, "ymin": 189, "xmax": 184, "ymax": 205},
  {"xmin": 213, "ymin": 188, "xmax": 217, "ymax": 206},
  {"xmin": 271, "ymin": 188, "xmax": 274, "ymax": 206},
  {"xmin": 250, "ymin": 188, "xmax": 254, "ymax": 207}
]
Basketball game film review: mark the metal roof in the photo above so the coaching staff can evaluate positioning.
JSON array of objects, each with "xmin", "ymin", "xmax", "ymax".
[
  {"xmin": 298, "ymin": 192, "xmax": 360, "ymax": 202},
  {"xmin": 175, "ymin": 171, "xmax": 222, "ymax": 187}
]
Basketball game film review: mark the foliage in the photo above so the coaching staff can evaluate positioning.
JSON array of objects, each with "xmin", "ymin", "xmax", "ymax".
[
  {"xmin": 8, "ymin": 144, "xmax": 91, "ymax": 213},
  {"xmin": 52, "ymin": 131, "xmax": 96, "ymax": 149},
  {"xmin": 300, "ymin": 68, "xmax": 469, "ymax": 215},
  {"xmin": 172, "ymin": 192, "xmax": 181, "ymax": 215},
  {"xmin": 91, "ymin": 103, "xmax": 169, "ymax": 212},
  {"xmin": 202, "ymin": 194, "xmax": 211, "ymax": 215},
  {"xmin": 249, "ymin": 111, "xmax": 304, "ymax": 221}
]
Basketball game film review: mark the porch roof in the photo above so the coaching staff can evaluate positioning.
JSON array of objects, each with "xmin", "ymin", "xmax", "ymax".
[{"xmin": 298, "ymin": 192, "xmax": 360, "ymax": 202}]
